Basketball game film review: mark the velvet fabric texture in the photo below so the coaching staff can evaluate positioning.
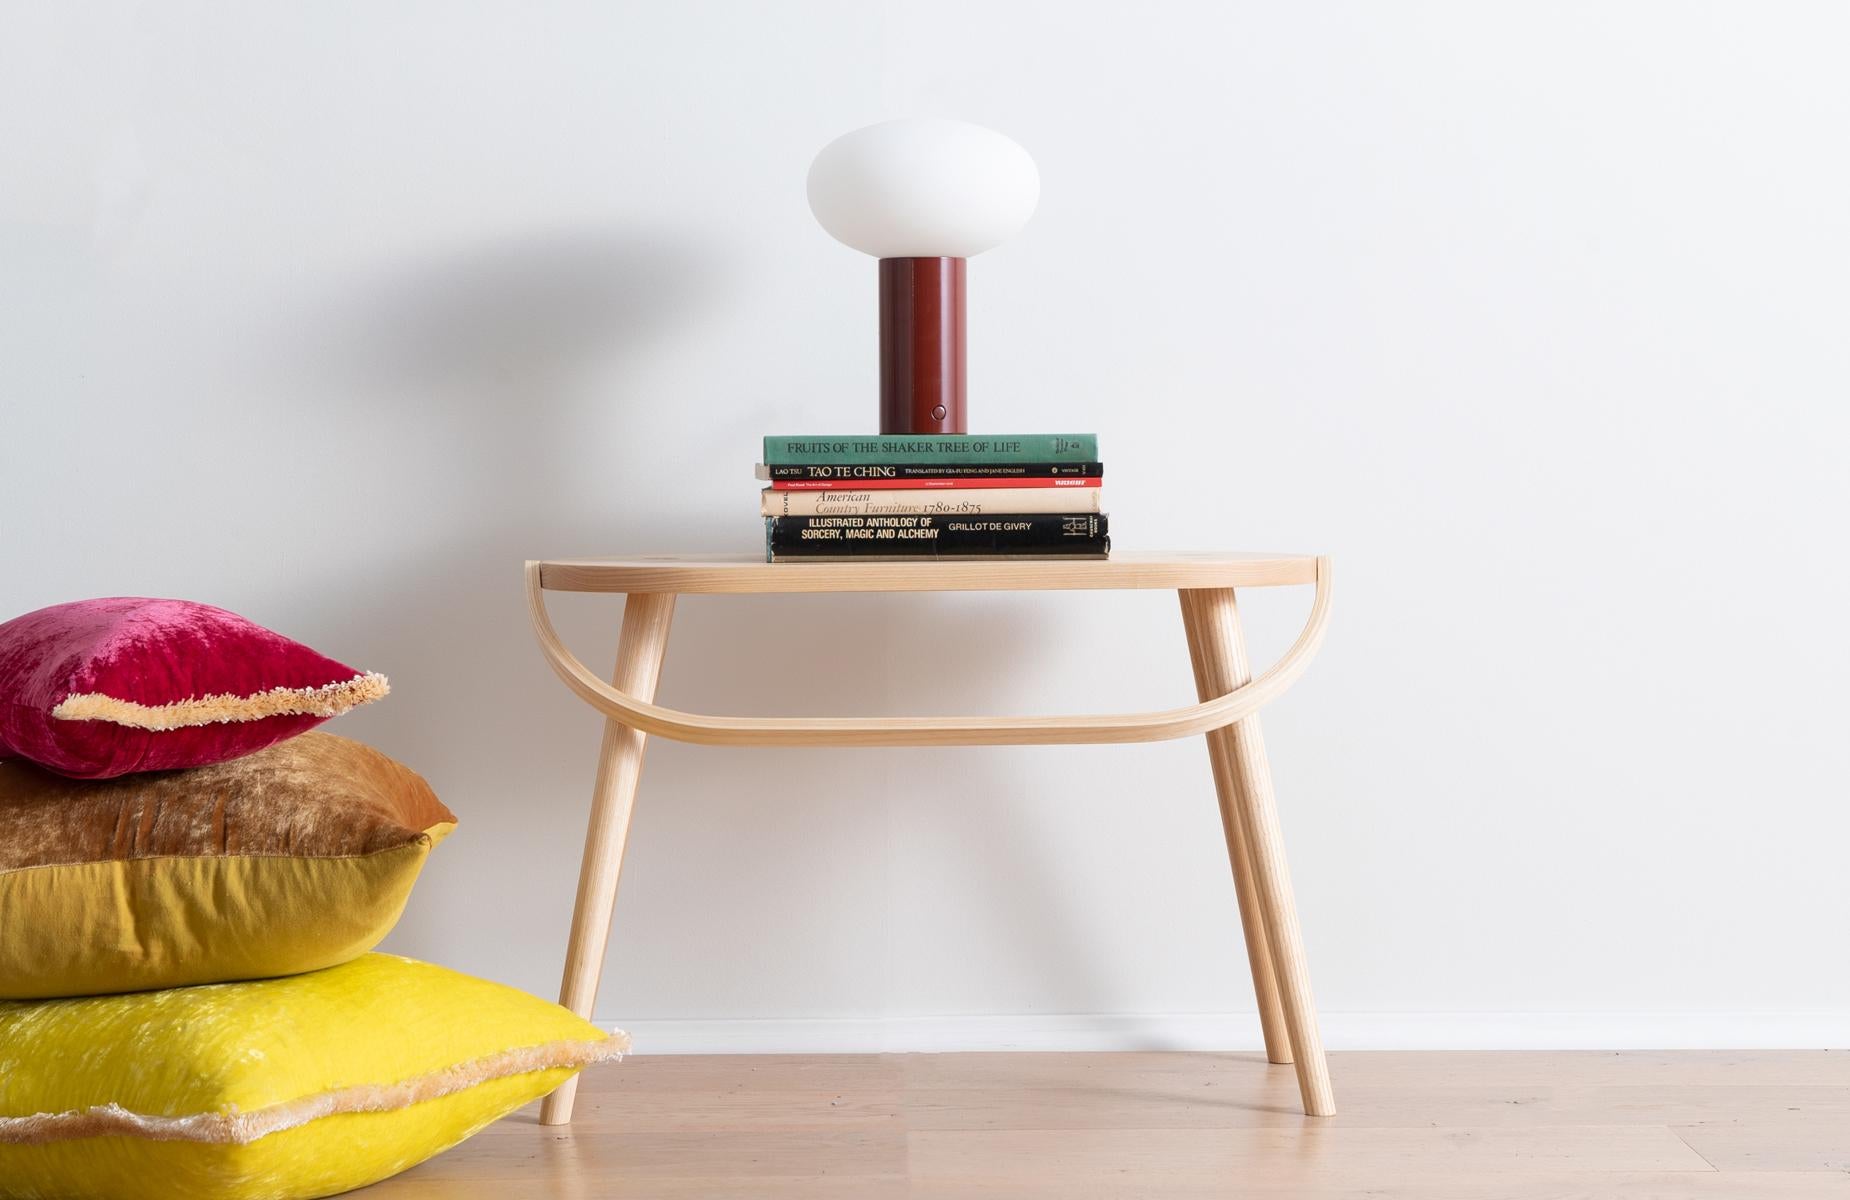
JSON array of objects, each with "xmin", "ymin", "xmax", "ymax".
[
  {"xmin": 0, "ymin": 733, "xmax": 456, "ymax": 999},
  {"xmin": 0, "ymin": 597, "xmax": 387, "ymax": 779},
  {"xmin": 0, "ymin": 954, "xmax": 628, "ymax": 1200}
]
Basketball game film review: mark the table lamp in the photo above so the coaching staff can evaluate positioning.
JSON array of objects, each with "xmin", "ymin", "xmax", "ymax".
[{"xmin": 807, "ymin": 118, "xmax": 1039, "ymax": 435}]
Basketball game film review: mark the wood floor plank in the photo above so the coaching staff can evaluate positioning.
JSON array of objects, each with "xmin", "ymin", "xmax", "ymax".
[
  {"xmin": 589, "ymin": 1052, "xmax": 899, "ymax": 1090},
  {"xmin": 908, "ymin": 1171, "xmax": 1850, "ymax": 1200},
  {"xmin": 902, "ymin": 1050, "xmax": 1850, "ymax": 1090},
  {"xmin": 571, "ymin": 1086, "xmax": 903, "ymax": 1131},
  {"xmin": 357, "ymin": 1051, "xmax": 1850, "ymax": 1198},
  {"xmin": 905, "ymin": 1083, "xmax": 1850, "ymax": 1131},
  {"xmin": 1323, "ymin": 1050, "xmax": 1850, "ymax": 1088},
  {"xmin": 909, "ymin": 1124, "xmax": 1714, "ymax": 1181},
  {"xmin": 398, "ymin": 1128, "xmax": 907, "ymax": 1180},
  {"xmin": 1672, "ymin": 1110, "xmax": 1850, "ymax": 1172},
  {"xmin": 374, "ymin": 1173, "xmax": 909, "ymax": 1200}
]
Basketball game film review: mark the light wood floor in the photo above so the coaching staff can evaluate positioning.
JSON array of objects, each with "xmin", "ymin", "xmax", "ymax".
[{"xmin": 368, "ymin": 1051, "xmax": 1850, "ymax": 1198}]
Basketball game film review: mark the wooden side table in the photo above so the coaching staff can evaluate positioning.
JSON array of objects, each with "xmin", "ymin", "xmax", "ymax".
[{"xmin": 525, "ymin": 552, "xmax": 1336, "ymax": 1122}]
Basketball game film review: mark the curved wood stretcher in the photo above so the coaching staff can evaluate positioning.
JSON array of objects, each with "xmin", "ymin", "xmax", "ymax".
[{"xmin": 526, "ymin": 553, "xmax": 1332, "ymax": 747}]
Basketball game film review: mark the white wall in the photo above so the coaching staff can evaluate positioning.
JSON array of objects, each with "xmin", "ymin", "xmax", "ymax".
[{"xmin": 4, "ymin": 1, "xmax": 1847, "ymax": 1051}]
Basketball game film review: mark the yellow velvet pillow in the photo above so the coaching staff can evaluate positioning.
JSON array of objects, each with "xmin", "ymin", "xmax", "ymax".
[
  {"xmin": 0, "ymin": 733, "xmax": 455, "ymax": 999},
  {"xmin": 0, "ymin": 954, "xmax": 627, "ymax": 1200}
]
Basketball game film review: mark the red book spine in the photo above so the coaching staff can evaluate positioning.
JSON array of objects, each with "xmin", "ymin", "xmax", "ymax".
[{"xmin": 773, "ymin": 476, "xmax": 1104, "ymax": 492}]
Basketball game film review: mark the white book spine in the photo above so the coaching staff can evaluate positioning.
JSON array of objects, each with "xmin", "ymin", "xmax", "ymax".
[{"xmin": 760, "ymin": 487, "xmax": 1103, "ymax": 517}]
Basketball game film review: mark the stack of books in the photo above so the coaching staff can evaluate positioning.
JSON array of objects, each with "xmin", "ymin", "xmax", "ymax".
[{"xmin": 758, "ymin": 434, "xmax": 1108, "ymax": 561}]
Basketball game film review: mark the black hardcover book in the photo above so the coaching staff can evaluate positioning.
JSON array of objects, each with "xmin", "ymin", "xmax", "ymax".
[
  {"xmin": 767, "ymin": 513, "xmax": 1110, "ymax": 561},
  {"xmin": 763, "ymin": 461, "xmax": 1103, "ymax": 481}
]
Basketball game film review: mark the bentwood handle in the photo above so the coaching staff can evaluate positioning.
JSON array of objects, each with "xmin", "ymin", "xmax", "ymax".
[{"xmin": 524, "ymin": 557, "xmax": 1332, "ymax": 748}]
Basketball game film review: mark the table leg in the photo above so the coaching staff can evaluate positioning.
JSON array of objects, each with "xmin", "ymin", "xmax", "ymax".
[
  {"xmin": 1178, "ymin": 587, "xmax": 1335, "ymax": 1116},
  {"xmin": 540, "ymin": 591, "xmax": 677, "ymax": 1126},
  {"xmin": 1179, "ymin": 590, "xmax": 1293, "ymax": 1066}
]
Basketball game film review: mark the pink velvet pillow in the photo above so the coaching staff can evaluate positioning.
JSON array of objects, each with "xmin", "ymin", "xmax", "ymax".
[{"xmin": 0, "ymin": 598, "xmax": 387, "ymax": 779}]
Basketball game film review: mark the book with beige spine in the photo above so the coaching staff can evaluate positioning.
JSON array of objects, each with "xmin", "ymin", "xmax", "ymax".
[{"xmin": 761, "ymin": 487, "xmax": 1103, "ymax": 517}]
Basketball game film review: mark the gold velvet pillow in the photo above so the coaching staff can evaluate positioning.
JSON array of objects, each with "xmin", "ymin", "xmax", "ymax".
[{"xmin": 0, "ymin": 732, "xmax": 455, "ymax": 999}]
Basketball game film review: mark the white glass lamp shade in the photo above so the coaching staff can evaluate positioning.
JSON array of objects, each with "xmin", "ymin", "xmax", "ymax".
[{"xmin": 807, "ymin": 118, "xmax": 1039, "ymax": 259}]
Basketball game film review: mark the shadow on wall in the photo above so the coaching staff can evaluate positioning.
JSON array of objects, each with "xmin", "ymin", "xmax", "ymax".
[
  {"xmin": 269, "ymin": 229, "xmax": 731, "ymax": 969},
  {"xmin": 300, "ymin": 231, "xmax": 714, "ymax": 514},
  {"xmin": 265, "ymin": 230, "xmax": 1110, "ymax": 1014},
  {"xmin": 318, "ymin": 232, "xmax": 711, "ymax": 391}
]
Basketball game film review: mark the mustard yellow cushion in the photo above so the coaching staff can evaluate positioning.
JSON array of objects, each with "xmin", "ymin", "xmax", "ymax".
[
  {"xmin": 0, "ymin": 733, "xmax": 456, "ymax": 999},
  {"xmin": 0, "ymin": 954, "xmax": 627, "ymax": 1200}
]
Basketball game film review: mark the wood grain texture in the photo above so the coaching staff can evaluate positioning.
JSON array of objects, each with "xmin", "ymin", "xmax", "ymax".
[
  {"xmin": 1178, "ymin": 589, "xmax": 1292, "ymax": 1066},
  {"xmin": 536, "ymin": 551, "xmax": 1318, "ymax": 595},
  {"xmin": 538, "ymin": 592, "xmax": 675, "ymax": 1126},
  {"xmin": 523, "ymin": 558, "xmax": 1332, "ymax": 747},
  {"xmin": 367, "ymin": 1051, "xmax": 1850, "ymax": 1199},
  {"xmin": 1179, "ymin": 587, "xmax": 1334, "ymax": 1115}
]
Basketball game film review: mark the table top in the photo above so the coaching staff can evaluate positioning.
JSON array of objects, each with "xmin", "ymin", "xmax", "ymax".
[{"xmin": 533, "ymin": 551, "xmax": 1320, "ymax": 594}]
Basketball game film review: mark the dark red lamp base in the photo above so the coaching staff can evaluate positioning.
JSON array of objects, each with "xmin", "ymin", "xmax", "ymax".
[{"xmin": 879, "ymin": 257, "xmax": 966, "ymax": 434}]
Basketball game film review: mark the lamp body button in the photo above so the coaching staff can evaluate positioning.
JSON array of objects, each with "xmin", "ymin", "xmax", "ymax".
[{"xmin": 931, "ymin": 405, "xmax": 947, "ymax": 421}]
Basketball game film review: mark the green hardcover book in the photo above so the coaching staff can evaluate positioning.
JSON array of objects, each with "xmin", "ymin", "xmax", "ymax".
[{"xmin": 763, "ymin": 434, "xmax": 1097, "ymax": 464}]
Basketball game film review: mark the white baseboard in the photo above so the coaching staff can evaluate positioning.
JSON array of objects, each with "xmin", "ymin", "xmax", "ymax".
[{"xmin": 601, "ymin": 1011, "xmax": 1850, "ymax": 1054}]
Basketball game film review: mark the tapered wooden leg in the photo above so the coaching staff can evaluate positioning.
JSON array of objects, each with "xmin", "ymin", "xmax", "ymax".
[
  {"xmin": 1179, "ymin": 590, "xmax": 1293, "ymax": 1066},
  {"xmin": 1180, "ymin": 587, "xmax": 1334, "ymax": 1116},
  {"xmin": 540, "ymin": 592, "xmax": 676, "ymax": 1126}
]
